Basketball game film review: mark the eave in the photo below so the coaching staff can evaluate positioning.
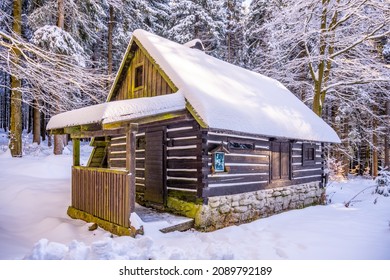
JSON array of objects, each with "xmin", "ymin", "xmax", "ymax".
[{"xmin": 48, "ymin": 110, "xmax": 190, "ymax": 138}]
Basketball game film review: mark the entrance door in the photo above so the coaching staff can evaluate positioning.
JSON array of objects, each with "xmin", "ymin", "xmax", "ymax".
[
  {"xmin": 144, "ymin": 130, "xmax": 165, "ymax": 204},
  {"xmin": 271, "ymin": 141, "xmax": 290, "ymax": 181}
]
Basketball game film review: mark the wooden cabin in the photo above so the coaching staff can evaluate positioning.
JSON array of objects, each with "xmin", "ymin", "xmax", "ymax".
[{"xmin": 47, "ymin": 29, "xmax": 340, "ymax": 235}]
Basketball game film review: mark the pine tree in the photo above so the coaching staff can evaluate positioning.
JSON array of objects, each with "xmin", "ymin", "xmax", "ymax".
[
  {"xmin": 144, "ymin": 0, "xmax": 171, "ymax": 37},
  {"xmin": 219, "ymin": 0, "xmax": 245, "ymax": 64},
  {"xmin": 243, "ymin": 0, "xmax": 270, "ymax": 70},
  {"xmin": 168, "ymin": 0, "xmax": 225, "ymax": 57},
  {"xmin": 0, "ymin": 0, "xmax": 12, "ymax": 132}
]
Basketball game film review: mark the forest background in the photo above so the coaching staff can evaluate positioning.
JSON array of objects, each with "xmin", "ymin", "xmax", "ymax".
[{"xmin": 0, "ymin": 0, "xmax": 389, "ymax": 177}]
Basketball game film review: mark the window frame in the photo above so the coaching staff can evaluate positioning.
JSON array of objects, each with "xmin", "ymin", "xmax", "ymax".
[
  {"xmin": 133, "ymin": 63, "xmax": 144, "ymax": 90},
  {"xmin": 302, "ymin": 143, "xmax": 316, "ymax": 166}
]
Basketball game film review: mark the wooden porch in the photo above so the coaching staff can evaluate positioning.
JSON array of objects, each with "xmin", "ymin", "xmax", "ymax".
[{"xmin": 66, "ymin": 125, "xmax": 138, "ymax": 236}]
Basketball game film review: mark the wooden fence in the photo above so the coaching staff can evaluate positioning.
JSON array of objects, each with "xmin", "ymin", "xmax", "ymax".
[{"xmin": 71, "ymin": 166, "xmax": 131, "ymax": 227}]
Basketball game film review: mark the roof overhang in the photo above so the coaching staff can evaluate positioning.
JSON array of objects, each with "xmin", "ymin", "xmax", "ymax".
[{"xmin": 47, "ymin": 92, "xmax": 187, "ymax": 137}]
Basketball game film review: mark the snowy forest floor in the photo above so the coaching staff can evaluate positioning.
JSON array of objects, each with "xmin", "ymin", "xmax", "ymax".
[{"xmin": 0, "ymin": 131, "xmax": 389, "ymax": 260}]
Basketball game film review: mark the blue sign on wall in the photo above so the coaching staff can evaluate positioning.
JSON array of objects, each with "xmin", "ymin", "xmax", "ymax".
[{"xmin": 214, "ymin": 152, "xmax": 225, "ymax": 172}]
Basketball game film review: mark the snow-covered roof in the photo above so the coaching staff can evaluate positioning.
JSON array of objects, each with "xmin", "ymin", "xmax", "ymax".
[
  {"xmin": 46, "ymin": 92, "xmax": 185, "ymax": 130},
  {"xmin": 129, "ymin": 29, "xmax": 340, "ymax": 143},
  {"xmin": 48, "ymin": 29, "xmax": 340, "ymax": 143}
]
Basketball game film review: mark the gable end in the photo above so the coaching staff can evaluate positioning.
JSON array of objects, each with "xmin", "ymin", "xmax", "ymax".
[{"xmin": 107, "ymin": 38, "xmax": 178, "ymax": 102}]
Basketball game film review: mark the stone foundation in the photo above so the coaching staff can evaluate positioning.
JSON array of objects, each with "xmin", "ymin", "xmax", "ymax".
[{"xmin": 166, "ymin": 181, "xmax": 325, "ymax": 231}]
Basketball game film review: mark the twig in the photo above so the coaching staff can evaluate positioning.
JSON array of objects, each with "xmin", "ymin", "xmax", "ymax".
[{"xmin": 344, "ymin": 185, "xmax": 377, "ymax": 207}]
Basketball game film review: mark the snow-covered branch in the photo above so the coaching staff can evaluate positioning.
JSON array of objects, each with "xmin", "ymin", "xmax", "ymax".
[
  {"xmin": 330, "ymin": 21, "xmax": 389, "ymax": 59},
  {"xmin": 0, "ymin": 29, "xmax": 110, "ymax": 113},
  {"xmin": 323, "ymin": 78, "xmax": 389, "ymax": 92}
]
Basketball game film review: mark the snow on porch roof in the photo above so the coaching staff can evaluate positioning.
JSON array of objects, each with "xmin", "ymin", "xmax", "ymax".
[
  {"xmin": 46, "ymin": 92, "xmax": 186, "ymax": 130},
  {"xmin": 130, "ymin": 29, "xmax": 340, "ymax": 143}
]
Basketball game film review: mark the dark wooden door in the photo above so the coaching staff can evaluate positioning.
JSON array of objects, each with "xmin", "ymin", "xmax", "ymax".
[
  {"xmin": 144, "ymin": 130, "xmax": 165, "ymax": 204},
  {"xmin": 271, "ymin": 141, "xmax": 290, "ymax": 180}
]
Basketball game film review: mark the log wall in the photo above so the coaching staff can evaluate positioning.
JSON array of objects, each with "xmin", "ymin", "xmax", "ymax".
[
  {"xmin": 71, "ymin": 167, "xmax": 130, "ymax": 227},
  {"xmin": 107, "ymin": 135, "xmax": 127, "ymax": 169},
  {"xmin": 201, "ymin": 131, "xmax": 324, "ymax": 198},
  {"xmin": 291, "ymin": 141, "xmax": 323, "ymax": 184},
  {"xmin": 165, "ymin": 120, "xmax": 203, "ymax": 199},
  {"xmin": 135, "ymin": 119, "xmax": 202, "ymax": 203},
  {"xmin": 202, "ymin": 131, "xmax": 271, "ymax": 197},
  {"xmin": 93, "ymin": 120, "xmax": 324, "ymax": 211}
]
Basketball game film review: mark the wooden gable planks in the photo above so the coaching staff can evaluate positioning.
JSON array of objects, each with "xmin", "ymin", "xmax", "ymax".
[{"xmin": 108, "ymin": 39, "xmax": 178, "ymax": 102}]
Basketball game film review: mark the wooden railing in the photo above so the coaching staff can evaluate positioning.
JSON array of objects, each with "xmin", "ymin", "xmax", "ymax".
[{"xmin": 71, "ymin": 166, "xmax": 131, "ymax": 227}]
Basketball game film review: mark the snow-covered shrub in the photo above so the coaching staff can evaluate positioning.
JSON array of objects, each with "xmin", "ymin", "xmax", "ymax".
[
  {"xmin": 375, "ymin": 167, "xmax": 390, "ymax": 197},
  {"xmin": 327, "ymin": 157, "xmax": 346, "ymax": 181}
]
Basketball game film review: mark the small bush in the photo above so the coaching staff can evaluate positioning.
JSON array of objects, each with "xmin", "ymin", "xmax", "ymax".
[{"xmin": 375, "ymin": 167, "xmax": 390, "ymax": 197}]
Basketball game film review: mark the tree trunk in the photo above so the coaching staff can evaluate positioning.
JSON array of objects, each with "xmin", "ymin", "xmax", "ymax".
[
  {"xmin": 57, "ymin": 0, "xmax": 65, "ymax": 29},
  {"xmin": 40, "ymin": 109, "xmax": 46, "ymax": 142},
  {"xmin": 385, "ymin": 101, "xmax": 390, "ymax": 169},
  {"xmin": 1, "ymin": 71, "xmax": 9, "ymax": 131},
  {"xmin": 9, "ymin": 0, "xmax": 22, "ymax": 157},
  {"xmin": 27, "ymin": 104, "xmax": 33, "ymax": 134},
  {"xmin": 372, "ymin": 110, "xmax": 378, "ymax": 177},
  {"xmin": 33, "ymin": 99, "xmax": 41, "ymax": 144},
  {"xmin": 48, "ymin": 134, "xmax": 52, "ymax": 147},
  {"xmin": 53, "ymin": 0, "xmax": 65, "ymax": 155},
  {"xmin": 54, "ymin": 134, "xmax": 64, "ymax": 155},
  {"xmin": 107, "ymin": 4, "xmax": 114, "ymax": 76},
  {"xmin": 341, "ymin": 116, "xmax": 350, "ymax": 176}
]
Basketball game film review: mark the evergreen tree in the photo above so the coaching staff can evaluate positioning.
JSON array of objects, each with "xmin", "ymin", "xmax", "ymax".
[
  {"xmin": 28, "ymin": 0, "xmax": 108, "ymax": 54},
  {"xmin": 219, "ymin": 0, "xmax": 245, "ymax": 65},
  {"xmin": 0, "ymin": 0, "xmax": 13, "ymax": 132},
  {"xmin": 144, "ymin": 0, "xmax": 171, "ymax": 37},
  {"xmin": 243, "ymin": 0, "xmax": 271, "ymax": 70},
  {"xmin": 168, "ymin": 0, "xmax": 225, "ymax": 57}
]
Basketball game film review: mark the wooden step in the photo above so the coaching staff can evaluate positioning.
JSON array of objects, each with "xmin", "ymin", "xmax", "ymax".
[{"xmin": 159, "ymin": 219, "xmax": 194, "ymax": 233}]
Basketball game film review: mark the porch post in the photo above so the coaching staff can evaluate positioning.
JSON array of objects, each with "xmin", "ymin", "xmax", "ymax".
[
  {"xmin": 126, "ymin": 123, "xmax": 138, "ymax": 214},
  {"xmin": 72, "ymin": 138, "xmax": 80, "ymax": 166}
]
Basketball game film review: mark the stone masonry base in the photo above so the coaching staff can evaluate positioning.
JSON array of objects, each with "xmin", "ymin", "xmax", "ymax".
[{"xmin": 167, "ymin": 181, "xmax": 326, "ymax": 232}]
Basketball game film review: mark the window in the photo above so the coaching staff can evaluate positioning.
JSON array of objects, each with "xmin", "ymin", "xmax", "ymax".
[
  {"xmin": 228, "ymin": 141, "xmax": 254, "ymax": 150},
  {"xmin": 304, "ymin": 148, "xmax": 315, "ymax": 161},
  {"xmin": 302, "ymin": 143, "xmax": 316, "ymax": 165},
  {"xmin": 134, "ymin": 65, "xmax": 144, "ymax": 88},
  {"xmin": 271, "ymin": 141, "xmax": 290, "ymax": 180},
  {"xmin": 136, "ymin": 137, "xmax": 146, "ymax": 150}
]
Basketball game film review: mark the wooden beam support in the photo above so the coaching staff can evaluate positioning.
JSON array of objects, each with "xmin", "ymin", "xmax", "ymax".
[
  {"xmin": 127, "ymin": 123, "xmax": 138, "ymax": 215},
  {"xmin": 49, "ymin": 128, "xmax": 65, "ymax": 135},
  {"xmin": 72, "ymin": 138, "xmax": 80, "ymax": 166},
  {"xmin": 80, "ymin": 123, "xmax": 102, "ymax": 132},
  {"xmin": 68, "ymin": 128, "xmax": 127, "ymax": 138},
  {"xmin": 102, "ymin": 110, "xmax": 188, "ymax": 130},
  {"xmin": 64, "ymin": 126, "xmax": 81, "ymax": 135}
]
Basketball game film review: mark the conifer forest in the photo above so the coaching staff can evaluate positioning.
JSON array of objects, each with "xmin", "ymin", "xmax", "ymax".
[{"xmin": 0, "ymin": 0, "xmax": 389, "ymax": 177}]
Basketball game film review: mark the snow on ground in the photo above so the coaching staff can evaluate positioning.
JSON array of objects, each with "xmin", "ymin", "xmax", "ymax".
[{"xmin": 0, "ymin": 132, "xmax": 389, "ymax": 260}]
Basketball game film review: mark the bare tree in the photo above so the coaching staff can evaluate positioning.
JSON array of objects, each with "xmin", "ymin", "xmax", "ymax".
[
  {"xmin": 0, "ymin": 28, "xmax": 109, "ymax": 156},
  {"xmin": 250, "ymin": 0, "xmax": 390, "ymax": 175},
  {"xmin": 260, "ymin": 0, "xmax": 389, "ymax": 113}
]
